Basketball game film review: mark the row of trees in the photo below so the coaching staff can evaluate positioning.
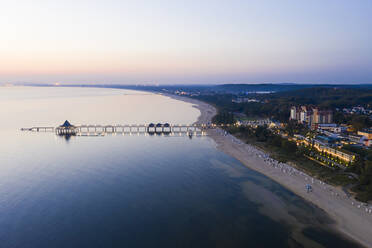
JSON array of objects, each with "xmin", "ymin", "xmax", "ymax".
[
  {"xmin": 342, "ymin": 145, "xmax": 372, "ymax": 202},
  {"xmin": 228, "ymin": 125, "xmax": 298, "ymax": 156},
  {"xmin": 212, "ymin": 111, "xmax": 235, "ymax": 125}
]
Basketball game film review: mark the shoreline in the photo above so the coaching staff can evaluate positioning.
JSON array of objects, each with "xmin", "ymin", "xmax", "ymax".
[{"xmin": 164, "ymin": 93, "xmax": 372, "ymax": 248}]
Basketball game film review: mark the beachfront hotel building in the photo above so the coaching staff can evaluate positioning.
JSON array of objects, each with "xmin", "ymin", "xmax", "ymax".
[{"xmin": 293, "ymin": 135, "xmax": 356, "ymax": 167}]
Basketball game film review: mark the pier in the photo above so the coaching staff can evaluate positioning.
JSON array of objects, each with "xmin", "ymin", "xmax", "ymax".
[{"xmin": 21, "ymin": 120, "xmax": 218, "ymax": 137}]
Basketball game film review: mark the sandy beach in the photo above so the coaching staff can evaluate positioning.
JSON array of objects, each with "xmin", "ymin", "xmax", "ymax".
[{"xmin": 165, "ymin": 93, "xmax": 372, "ymax": 248}]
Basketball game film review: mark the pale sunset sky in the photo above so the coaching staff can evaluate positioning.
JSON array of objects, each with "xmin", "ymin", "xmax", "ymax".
[{"xmin": 0, "ymin": 0, "xmax": 371, "ymax": 84}]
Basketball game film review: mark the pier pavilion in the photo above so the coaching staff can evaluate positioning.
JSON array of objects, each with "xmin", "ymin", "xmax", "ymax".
[{"xmin": 55, "ymin": 120, "xmax": 77, "ymax": 135}]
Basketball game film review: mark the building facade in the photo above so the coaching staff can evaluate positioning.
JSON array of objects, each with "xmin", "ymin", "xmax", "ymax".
[
  {"xmin": 357, "ymin": 129, "xmax": 372, "ymax": 140},
  {"xmin": 290, "ymin": 106, "xmax": 333, "ymax": 126}
]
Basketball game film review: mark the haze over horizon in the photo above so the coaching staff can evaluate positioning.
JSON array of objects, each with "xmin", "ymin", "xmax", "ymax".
[{"xmin": 1, "ymin": 0, "xmax": 371, "ymax": 85}]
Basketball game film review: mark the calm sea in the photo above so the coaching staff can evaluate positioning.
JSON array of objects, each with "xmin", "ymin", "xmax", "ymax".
[{"xmin": 0, "ymin": 86, "xmax": 361, "ymax": 248}]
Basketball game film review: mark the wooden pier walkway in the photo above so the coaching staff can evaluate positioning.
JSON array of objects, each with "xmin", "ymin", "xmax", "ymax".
[{"xmin": 20, "ymin": 121, "xmax": 220, "ymax": 137}]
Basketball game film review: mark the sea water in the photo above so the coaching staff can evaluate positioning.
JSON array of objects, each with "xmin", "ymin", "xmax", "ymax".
[{"xmin": 0, "ymin": 86, "xmax": 360, "ymax": 248}]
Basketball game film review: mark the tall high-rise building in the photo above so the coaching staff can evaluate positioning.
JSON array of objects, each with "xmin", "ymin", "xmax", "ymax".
[
  {"xmin": 290, "ymin": 106, "xmax": 332, "ymax": 126},
  {"xmin": 290, "ymin": 106, "xmax": 299, "ymax": 120}
]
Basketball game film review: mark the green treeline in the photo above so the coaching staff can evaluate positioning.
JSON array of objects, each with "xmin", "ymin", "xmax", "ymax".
[
  {"xmin": 274, "ymin": 87, "xmax": 372, "ymax": 108},
  {"xmin": 228, "ymin": 125, "xmax": 298, "ymax": 155},
  {"xmin": 333, "ymin": 113, "xmax": 372, "ymax": 131},
  {"xmin": 342, "ymin": 145, "xmax": 372, "ymax": 202},
  {"xmin": 227, "ymin": 125, "xmax": 302, "ymax": 165}
]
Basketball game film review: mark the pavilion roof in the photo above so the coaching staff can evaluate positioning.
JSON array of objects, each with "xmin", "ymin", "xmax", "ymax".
[{"xmin": 60, "ymin": 120, "xmax": 74, "ymax": 128}]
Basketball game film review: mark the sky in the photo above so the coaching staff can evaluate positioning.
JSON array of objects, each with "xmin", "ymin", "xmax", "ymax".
[{"xmin": 0, "ymin": 0, "xmax": 371, "ymax": 85}]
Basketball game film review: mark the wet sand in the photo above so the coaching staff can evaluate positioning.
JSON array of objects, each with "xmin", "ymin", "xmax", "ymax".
[{"xmin": 165, "ymin": 93, "xmax": 372, "ymax": 248}]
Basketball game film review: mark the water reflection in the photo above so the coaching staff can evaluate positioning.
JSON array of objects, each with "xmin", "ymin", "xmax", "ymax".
[{"xmin": 57, "ymin": 133, "xmax": 75, "ymax": 142}]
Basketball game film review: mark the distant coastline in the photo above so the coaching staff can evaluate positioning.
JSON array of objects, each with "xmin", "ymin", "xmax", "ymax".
[{"xmin": 165, "ymin": 93, "xmax": 372, "ymax": 248}]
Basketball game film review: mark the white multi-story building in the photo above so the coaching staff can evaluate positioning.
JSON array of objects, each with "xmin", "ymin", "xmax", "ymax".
[{"xmin": 290, "ymin": 106, "xmax": 298, "ymax": 120}]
